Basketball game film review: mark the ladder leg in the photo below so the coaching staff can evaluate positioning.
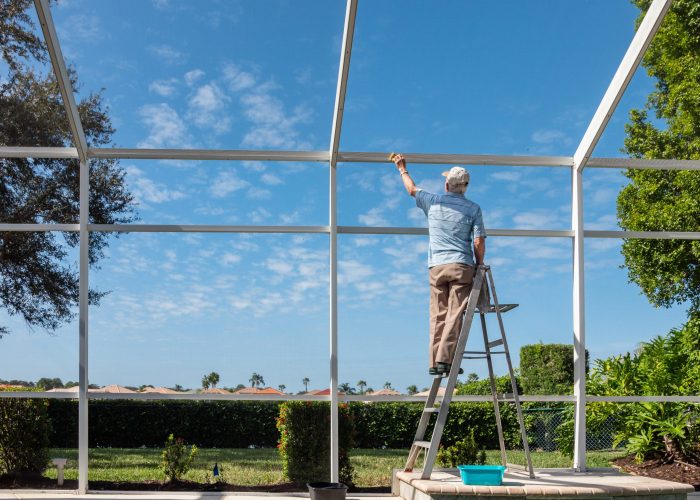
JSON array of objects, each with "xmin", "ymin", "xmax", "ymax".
[
  {"xmin": 405, "ymin": 377, "xmax": 442, "ymax": 472},
  {"xmin": 488, "ymin": 268, "xmax": 535, "ymax": 478},
  {"xmin": 480, "ymin": 312, "xmax": 507, "ymax": 467}
]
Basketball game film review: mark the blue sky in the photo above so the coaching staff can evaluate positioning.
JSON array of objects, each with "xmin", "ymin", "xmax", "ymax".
[{"xmin": 0, "ymin": 0, "xmax": 688, "ymax": 394}]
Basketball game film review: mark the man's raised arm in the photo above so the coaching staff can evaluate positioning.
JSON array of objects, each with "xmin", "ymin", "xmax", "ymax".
[{"xmin": 391, "ymin": 153, "xmax": 419, "ymax": 197}]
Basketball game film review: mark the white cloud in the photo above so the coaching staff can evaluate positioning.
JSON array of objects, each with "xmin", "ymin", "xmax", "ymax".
[
  {"xmin": 247, "ymin": 187, "xmax": 272, "ymax": 199},
  {"xmin": 512, "ymin": 209, "xmax": 566, "ymax": 230},
  {"xmin": 248, "ymin": 207, "xmax": 271, "ymax": 223},
  {"xmin": 222, "ymin": 253, "xmax": 241, "ymax": 265},
  {"xmin": 126, "ymin": 166, "xmax": 186, "ymax": 204},
  {"xmin": 137, "ymin": 103, "xmax": 191, "ymax": 148},
  {"xmin": 266, "ymin": 259, "xmax": 294, "ymax": 276},
  {"xmin": 531, "ymin": 129, "xmax": 570, "ymax": 145},
  {"xmin": 241, "ymin": 92, "xmax": 312, "ymax": 149},
  {"xmin": 491, "ymin": 171, "xmax": 522, "ymax": 182},
  {"xmin": 586, "ymin": 214, "xmax": 619, "ymax": 231},
  {"xmin": 187, "ymin": 83, "xmax": 231, "ymax": 133},
  {"xmin": 149, "ymin": 44, "xmax": 186, "ymax": 64},
  {"xmin": 222, "ymin": 62, "xmax": 256, "ymax": 92},
  {"xmin": 261, "ymin": 173, "xmax": 283, "ymax": 185},
  {"xmin": 149, "ymin": 78, "xmax": 178, "ymax": 97},
  {"xmin": 339, "ymin": 260, "xmax": 375, "ymax": 285},
  {"xmin": 352, "ymin": 237, "xmax": 378, "ymax": 247},
  {"xmin": 211, "ymin": 171, "xmax": 250, "ymax": 198},
  {"xmin": 359, "ymin": 207, "xmax": 389, "ymax": 227},
  {"xmin": 184, "ymin": 69, "xmax": 205, "ymax": 86},
  {"xmin": 63, "ymin": 14, "xmax": 102, "ymax": 41}
]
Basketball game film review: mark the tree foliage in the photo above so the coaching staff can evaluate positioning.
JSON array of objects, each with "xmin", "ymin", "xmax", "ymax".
[
  {"xmin": 618, "ymin": 0, "xmax": 700, "ymax": 313},
  {"xmin": 0, "ymin": 0, "xmax": 135, "ymax": 337}
]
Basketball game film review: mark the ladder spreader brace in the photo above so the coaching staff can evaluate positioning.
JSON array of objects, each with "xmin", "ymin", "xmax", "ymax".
[{"xmin": 404, "ymin": 265, "xmax": 535, "ymax": 479}]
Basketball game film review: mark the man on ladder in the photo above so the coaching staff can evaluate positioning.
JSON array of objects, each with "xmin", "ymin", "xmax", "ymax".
[{"xmin": 391, "ymin": 153, "xmax": 486, "ymax": 376}]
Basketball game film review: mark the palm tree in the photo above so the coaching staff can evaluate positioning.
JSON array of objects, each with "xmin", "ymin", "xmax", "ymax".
[
  {"xmin": 302, "ymin": 377, "xmax": 310, "ymax": 393},
  {"xmin": 208, "ymin": 372, "xmax": 220, "ymax": 388},
  {"xmin": 201, "ymin": 375, "xmax": 210, "ymax": 390},
  {"xmin": 406, "ymin": 385, "xmax": 418, "ymax": 395},
  {"xmin": 357, "ymin": 380, "xmax": 367, "ymax": 394},
  {"xmin": 278, "ymin": 384, "xmax": 286, "ymax": 393},
  {"xmin": 339, "ymin": 382, "xmax": 355, "ymax": 394},
  {"xmin": 249, "ymin": 372, "xmax": 264, "ymax": 388},
  {"xmin": 383, "ymin": 381, "xmax": 392, "ymax": 390}
]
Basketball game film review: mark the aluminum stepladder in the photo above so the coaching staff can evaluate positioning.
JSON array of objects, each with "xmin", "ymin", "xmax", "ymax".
[{"xmin": 404, "ymin": 264, "xmax": 535, "ymax": 479}]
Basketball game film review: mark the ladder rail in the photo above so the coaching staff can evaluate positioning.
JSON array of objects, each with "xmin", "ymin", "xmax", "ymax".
[
  {"xmin": 487, "ymin": 267, "xmax": 535, "ymax": 478},
  {"xmin": 480, "ymin": 311, "xmax": 507, "ymax": 466}
]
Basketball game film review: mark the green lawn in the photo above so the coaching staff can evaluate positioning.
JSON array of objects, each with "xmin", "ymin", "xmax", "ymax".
[{"xmin": 43, "ymin": 448, "xmax": 627, "ymax": 487}]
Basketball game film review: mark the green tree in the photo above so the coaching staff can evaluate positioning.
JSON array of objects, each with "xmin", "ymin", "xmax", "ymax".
[
  {"xmin": 207, "ymin": 372, "xmax": 220, "ymax": 388},
  {"xmin": 618, "ymin": 0, "xmax": 700, "ymax": 315},
  {"xmin": 383, "ymin": 381, "xmax": 392, "ymax": 390},
  {"xmin": 278, "ymin": 384, "xmax": 286, "ymax": 393},
  {"xmin": 302, "ymin": 377, "xmax": 310, "ymax": 393},
  {"xmin": 201, "ymin": 375, "xmax": 210, "ymax": 390},
  {"xmin": 406, "ymin": 385, "xmax": 418, "ymax": 395},
  {"xmin": 35, "ymin": 377, "xmax": 62, "ymax": 390},
  {"xmin": 356, "ymin": 380, "xmax": 367, "ymax": 394},
  {"xmin": 466, "ymin": 373, "xmax": 479, "ymax": 384},
  {"xmin": 249, "ymin": 372, "xmax": 264, "ymax": 389},
  {"xmin": 0, "ymin": 0, "xmax": 135, "ymax": 338}
]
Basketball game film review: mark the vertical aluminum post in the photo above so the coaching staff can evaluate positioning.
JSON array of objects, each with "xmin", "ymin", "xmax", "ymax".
[
  {"xmin": 571, "ymin": 169, "xmax": 586, "ymax": 471},
  {"xmin": 328, "ymin": 0, "xmax": 357, "ymax": 482},
  {"xmin": 78, "ymin": 160, "xmax": 89, "ymax": 493}
]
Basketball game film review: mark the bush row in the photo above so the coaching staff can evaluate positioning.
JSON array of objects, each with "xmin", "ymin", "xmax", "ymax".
[{"xmin": 45, "ymin": 399, "xmax": 525, "ymax": 449}]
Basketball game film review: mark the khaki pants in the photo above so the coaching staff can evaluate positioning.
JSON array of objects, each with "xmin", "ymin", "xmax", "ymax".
[{"xmin": 429, "ymin": 263, "xmax": 475, "ymax": 368}]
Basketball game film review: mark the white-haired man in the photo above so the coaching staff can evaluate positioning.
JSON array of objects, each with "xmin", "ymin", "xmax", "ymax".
[{"xmin": 391, "ymin": 154, "xmax": 486, "ymax": 376}]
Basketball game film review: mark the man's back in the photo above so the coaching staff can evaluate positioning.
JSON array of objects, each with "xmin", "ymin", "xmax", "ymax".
[{"xmin": 415, "ymin": 190, "xmax": 485, "ymax": 268}]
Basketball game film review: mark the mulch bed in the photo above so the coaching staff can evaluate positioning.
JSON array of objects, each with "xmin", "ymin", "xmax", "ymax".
[
  {"xmin": 0, "ymin": 475, "xmax": 389, "ymax": 493},
  {"xmin": 613, "ymin": 454, "xmax": 700, "ymax": 491}
]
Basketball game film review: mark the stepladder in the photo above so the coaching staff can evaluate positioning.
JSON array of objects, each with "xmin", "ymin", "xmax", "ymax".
[{"xmin": 404, "ymin": 264, "xmax": 535, "ymax": 479}]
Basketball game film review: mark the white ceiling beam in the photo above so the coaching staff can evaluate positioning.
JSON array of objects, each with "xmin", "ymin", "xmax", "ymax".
[
  {"xmin": 0, "ymin": 147, "xmax": 79, "ymax": 159},
  {"xmin": 573, "ymin": 0, "xmax": 673, "ymax": 172},
  {"xmin": 33, "ymin": 0, "xmax": 88, "ymax": 163},
  {"xmin": 329, "ymin": 0, "xmax": 358, "ymax": 164},
  {"xmin": 586, "ymin": 157, "xmax": 700, "ymax": 170},
  {"xmin": 338, "ymin": 152, "xmax": 572, "ymax": 166},
  {"xmin": 89, "ymin": 148, "xmax": 330, "ymax": 162}
]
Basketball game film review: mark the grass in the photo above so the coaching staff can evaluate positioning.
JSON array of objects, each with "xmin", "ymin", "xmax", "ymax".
[{"xmin": 43, "ymin": 448, "xmax": 628, "ymax": 487}]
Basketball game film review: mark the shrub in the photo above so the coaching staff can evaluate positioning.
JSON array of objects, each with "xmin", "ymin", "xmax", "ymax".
[
  {"xmin": 437, "ymin": 429, "xmax": 486, "ymax": 467},
  {"xmin": 161, "ymin": 434, "xmax": 198, "ymax": 482},
  {"xmin": 277, "ymin": 402, "xmax": 354, "ymax": 487},
  {"xmin": 520, "ymin": 343, "xmax": 588, "ymax": 395},
  {"xmin": 0, "ymin": 387, "xmax": 51, "ymax": 476}
]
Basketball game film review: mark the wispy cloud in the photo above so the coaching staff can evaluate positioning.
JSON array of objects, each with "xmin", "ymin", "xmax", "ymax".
[
  {"xmin": 222, "ymin": 62, "xmax": 256, "ymax": 92},
  {"xmin": 187, "ymin": 82, "xmax": 230, "ymax": 133},
  {"xmin": 126, "ymin": 166, "xmax": 186, "ymax": 204},
  {"xmin": 261, "ymin": 173, "xmax": 283, "ymax": 185},
  {"xmin": 138, "ymin": 103, "xmax": 191, "ymax": 148},
  {"xmin": 149, "ymin": 78, "xmax": 178, "ymax": 97},
  {"xmin": 184, "ymin": 69, "xmax": 205, "ymax": 86},
  {"xmin": 210, "ymin": 171, "xmax": 250, "ymax": 198},
  {"xmin": 531, "ymin": 129, "xmax": 571, "ymax": 145},
  {"xmin": 149, "ymin": 44, "xmax": 186, "ymax": 65}
]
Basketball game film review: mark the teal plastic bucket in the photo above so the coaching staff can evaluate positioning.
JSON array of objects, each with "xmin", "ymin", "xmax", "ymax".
[{"xmin": 457, "ymin": 465, "xmax": 506, "ymax": 486}]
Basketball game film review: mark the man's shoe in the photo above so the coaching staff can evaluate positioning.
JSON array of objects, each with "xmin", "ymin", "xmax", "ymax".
[
  {"xmin": 429, "ymin": 367, "xmax": 439, "ymax": 375},
  {"xmin": 436, "ymin": 362, "xmax": 464, "ymax": 375}
]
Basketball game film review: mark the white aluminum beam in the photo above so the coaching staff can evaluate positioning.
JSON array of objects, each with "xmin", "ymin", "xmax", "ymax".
[
  {"xmin": 89, "ymin": 148, "xmax": 329, "ymax": 162},
  {"xmin": 328, "ymin": 0, "xmax": 358, "ymax": 483},
  {"xmin": 587, "ymin": 157, "xmax": 700, "ymax": 170},
  {"xmin": 88, "ymin": 224, "xmax": 330, "ymax": 234},
  {"xmin": 586, "ymin": 230, "xmax": 700, "ymax": 240},
  {"xmin": 0, "ymin": 224, "xmax": 79, "ymax": 231},
  {"xmin": 338, "ymin": 226, "xmax": 574, "ymax": 238},
  {"xmin": 33, "ymin": 0, "xmax": 89, "ymax": 163},
  {"xmin": 338, "ymin": 152, "xmax": 573, "ymax": 167},
  {"xmin": 572, "ymin": 169, "xmax": 586, "ymax": 471},
  {"xmin": 78, "ymin": 159, "xmax": 89, "ymax": 493},
  {"xmin": 0, "ymin": 147, "xmax": 79, "ymax": 159},
  {"xmin": 573, "ymin": 0, "xmax": 673, "ymax": 172}
]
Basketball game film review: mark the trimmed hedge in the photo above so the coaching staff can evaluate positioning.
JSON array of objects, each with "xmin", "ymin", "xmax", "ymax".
[
  {"xmin": 520, "ymin": 343, "xmax": 589, "ymax": 395},
  {"xmin": 47, "ymin": 400, "xmax": 281, "ymax": 448},
  {"xmin": 0, "ymin": 388, "xmax": 51, "ymax": 475},
  {"xmin": 45, "ymin": 399, "xmax": 524, "ymax": 450},
  {"xmin": 277, "ymin": 402, "xmax": 354, "ymax": 486}
]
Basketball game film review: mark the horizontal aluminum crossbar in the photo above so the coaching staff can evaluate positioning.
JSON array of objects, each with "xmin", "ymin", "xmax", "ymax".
[
  {"xmin": 337, "ymin": 152, "xmax": 573, "ymax": 167},
  {"xmin": 0, "ymin": 224, "xmax": 79, "ymax": 231},
  {"xmin": 89, "ymin": 148, "xmax": 330, "ymax": 162},
  {"xmin": 3, "ymin": 392, "xmax": 698, "ymax": 403},
  {"xmin": 88, "ymin": 224, "xmax": 330, "ymax": 234},
  {"xmin": 586, "ymin": 157, "xmax": 700, "ymax": 170},
  {"xmin": 585, "ymin": 230, "xmax": 700, "ymax": 240},
  {"xmin": 0, "ymin": 147, "xmax": 79, "ymax": 158}
]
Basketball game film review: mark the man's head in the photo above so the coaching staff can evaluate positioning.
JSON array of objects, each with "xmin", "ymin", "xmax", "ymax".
[{"xmin": 442, "ymin": 166, "xmax": 470, "ymax": 194}]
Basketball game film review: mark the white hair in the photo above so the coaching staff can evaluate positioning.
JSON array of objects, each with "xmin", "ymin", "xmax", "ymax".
[{"xmin": 448, "ymin": 180, "xmax": 467, "ymax": 194}]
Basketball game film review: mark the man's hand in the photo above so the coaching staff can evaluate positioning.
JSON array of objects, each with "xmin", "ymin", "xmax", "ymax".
[{"xmin": 390, "ymin": 153, "xmax": 407, "ymax": 172}]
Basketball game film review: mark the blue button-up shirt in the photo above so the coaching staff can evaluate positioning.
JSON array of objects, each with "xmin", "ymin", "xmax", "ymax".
[{"xmin": 415, "ymin": 190, "xmax": 486, "ymax": 268}]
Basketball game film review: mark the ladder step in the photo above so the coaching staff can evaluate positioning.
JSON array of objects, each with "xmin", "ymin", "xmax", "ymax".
[
  {"xmin": 423, "ymin": 407, "xmax": 440, "ymax": 414},
  {"xmin": 413, "ymin": 441, "xmax": 431, "ymax": 449},
  {"xmin": 487, "ymin": 338, "xmax": 504, "ymax": 348}
]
